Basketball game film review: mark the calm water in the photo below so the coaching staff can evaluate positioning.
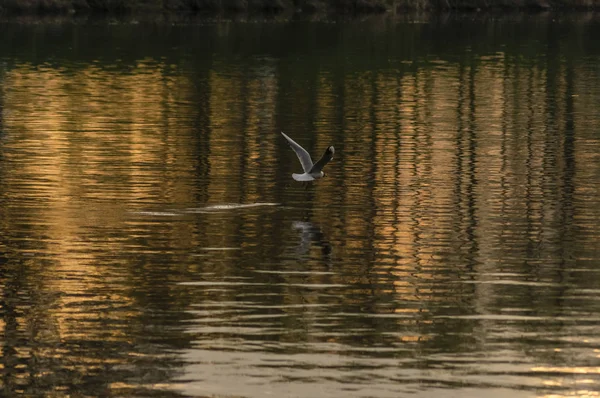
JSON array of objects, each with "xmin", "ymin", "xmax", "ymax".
[{"xmin": 1, "ymin": 13, "xmax": 600, "ymax": 398}]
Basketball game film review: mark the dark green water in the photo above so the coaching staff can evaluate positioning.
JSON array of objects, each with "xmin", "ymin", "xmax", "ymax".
[{"xmin": 1, "ymin": 13, "xmax": 600, "ymax": 398}]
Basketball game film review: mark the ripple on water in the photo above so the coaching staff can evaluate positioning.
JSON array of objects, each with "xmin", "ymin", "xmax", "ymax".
[{"xmin": 1, "ymin": 16, "xmax": 600, "ymax": 398}]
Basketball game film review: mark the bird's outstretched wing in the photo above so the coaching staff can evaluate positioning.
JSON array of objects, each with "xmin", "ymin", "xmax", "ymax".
[
  {"xmin": 310, "ymin": 146, "xmax": 335, "ymax": 173},
  {"xmin": 281, "ymin": 132, "xmax": 313, "ymax": 173}
]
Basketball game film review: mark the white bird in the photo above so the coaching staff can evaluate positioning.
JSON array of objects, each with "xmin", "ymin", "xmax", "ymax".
[{"xmin": 281, "ymin": 132, "xmax": 335, "ymax": 182}]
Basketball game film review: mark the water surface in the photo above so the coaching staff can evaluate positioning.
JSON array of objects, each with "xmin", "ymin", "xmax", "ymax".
[{"xmin": 1, "ymin": 13, "xmax": 600, "ymax": 397}]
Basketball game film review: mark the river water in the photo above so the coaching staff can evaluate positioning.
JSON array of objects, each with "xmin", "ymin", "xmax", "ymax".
[{"xmin": 1, "ymin": 13, "xmax": 599, "ymax": 398}]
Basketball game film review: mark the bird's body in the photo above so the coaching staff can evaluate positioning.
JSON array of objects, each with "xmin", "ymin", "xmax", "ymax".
[{"xmin": 281, "ymin": 132, "xmax": 334, "ymax": 182}]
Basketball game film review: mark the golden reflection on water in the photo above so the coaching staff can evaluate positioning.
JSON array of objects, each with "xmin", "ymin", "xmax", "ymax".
[{"xmin": 1, "ymin": 18, "xmax": 600, "ymax": 397}]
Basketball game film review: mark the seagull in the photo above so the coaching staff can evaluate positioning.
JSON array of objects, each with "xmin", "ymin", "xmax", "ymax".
[{"xmin": 281, "ymin": 132, "xmax": 335, "ymax": 182}]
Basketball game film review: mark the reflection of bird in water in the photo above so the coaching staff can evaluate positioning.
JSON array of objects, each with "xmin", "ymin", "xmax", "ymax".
[
  {"xmin": 292, "ymin": 221, "xmax": 332, "ymax": 261},
  {"xmin": 281, "ymin": 132, "xmax": 334, "ymax": 182}
]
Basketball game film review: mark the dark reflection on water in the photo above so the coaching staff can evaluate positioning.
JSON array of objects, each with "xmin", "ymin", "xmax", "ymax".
[{"xmin": 1, "ymin": 13, "xmax": 600, "ymax": 398}]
